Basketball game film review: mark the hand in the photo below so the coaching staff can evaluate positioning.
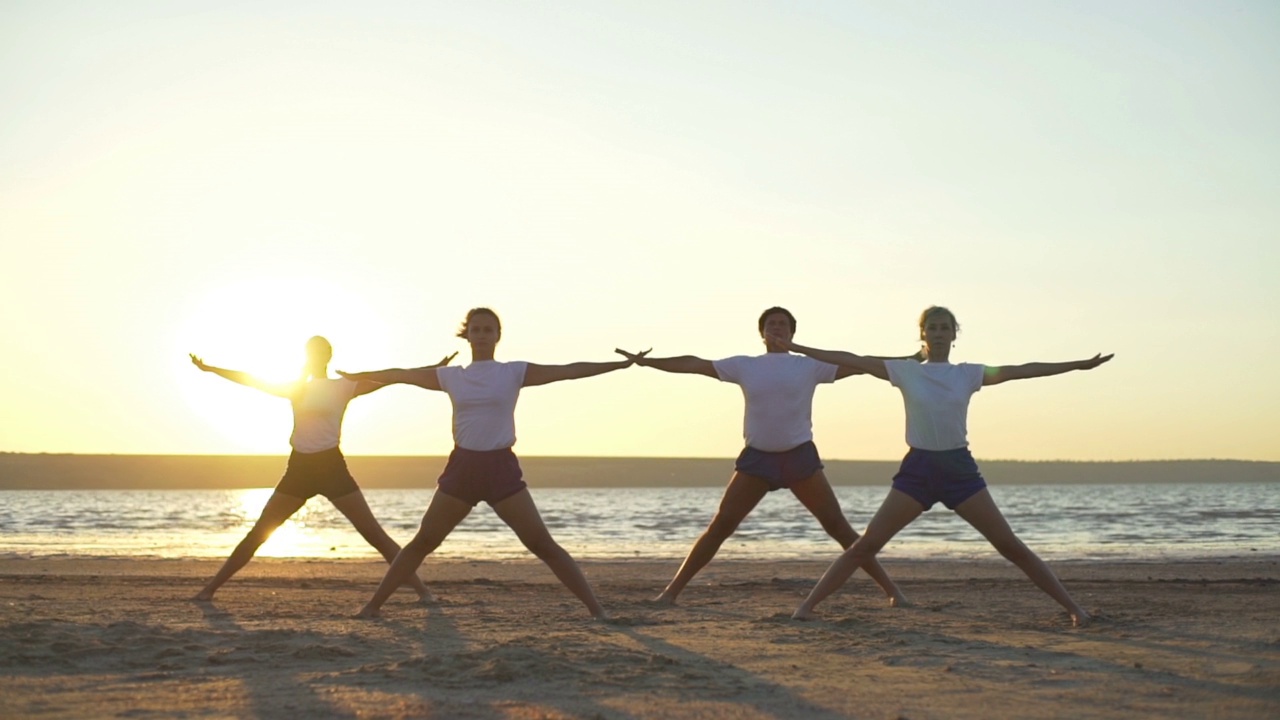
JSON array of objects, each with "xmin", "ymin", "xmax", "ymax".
[
  {"xmin": 1078, "ymin": 353, "xmax": 1114, "ymax": 370},
  {"xmin": 614, "ymin": 348, "xmax": 651, "ymax": 366},
  {"xmin": 432, "ymin": 352, "xmax": 459, "ymax": 368},
  {"xmin": 189, "ymin": 354, "xmax": 210, "ymax": 371},
  {"xmin": 764, "ymin": 332, "xmax": 793, "ymax": 350},
  {"xmin": 336, "ymin": 370, "xmax": 358, "ymax": 379}
]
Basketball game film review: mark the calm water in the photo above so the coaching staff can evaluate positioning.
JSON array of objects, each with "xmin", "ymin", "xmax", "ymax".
[{"xmin": 0, "ymin": 484, "xmax": 1276, "ymax": 562}]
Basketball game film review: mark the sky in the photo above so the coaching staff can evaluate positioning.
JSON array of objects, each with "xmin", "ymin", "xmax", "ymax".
[{"xmin": 2, "ymin": 1, "xmax": 1277, "ymax": 462}]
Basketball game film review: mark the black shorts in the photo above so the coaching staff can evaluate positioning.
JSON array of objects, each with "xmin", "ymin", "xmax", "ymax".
[{"xmin": 275, "ymin": 447, "xmax": 361, "ymax": 501}]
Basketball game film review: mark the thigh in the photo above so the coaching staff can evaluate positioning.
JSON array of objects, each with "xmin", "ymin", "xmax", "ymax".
[
  {"xmin": 952, "ymin": 489, "xmax": 1019, "ymax": 546},
  {"xmin": 788, "ymin": 471, "xmax": 849, "ymax": 528},
  {"xmin": 414, "ymin": 490, "xmax": 474, "ymax": 544},
  {"xmin": 249, "ymin": 491, "xmax": 308, "ymax": 531},
  {"xmin": 330, "ymin": 490, "xmax": 388, "ymax": 533},
  {"xmin": 715, "ymin": 472, "xmax": 770, "ymax": 523},
  {"xmin": 491, "ymin": 488, "xmax": 557, "ymax": 546},
  {"xmin": 857, "ymin": 489, "xmax": 926, "ymax": 553}
]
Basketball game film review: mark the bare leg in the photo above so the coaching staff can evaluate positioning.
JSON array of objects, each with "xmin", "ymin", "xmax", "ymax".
[
  {"xmin": 193, "ymin": 491, "xmax": 307, "ymax": 601},
  {"xmin": 793, "ymin": 489, "xmax": 923, "ymax": 620},
  {"xmin": 357, "ymin": 492, "xmax": 472, "ymax": 618},
  {"xmin": 492, "ymin": 489, "xmax": 608, "ymax": 619},
  {"xmin": 654, "ymin": 472, "xmax": 769, "ymax": 605},
  {"xmin": 790, "ymin": 471, "xmax": 908, "ymax": 607},
  {"xmin": 330, "ymin": 490, "xmax": 433, "ymax": 601},
  {"xmin": 953, "ymin": 489, "xmax": 1090, "ymax": 627}
]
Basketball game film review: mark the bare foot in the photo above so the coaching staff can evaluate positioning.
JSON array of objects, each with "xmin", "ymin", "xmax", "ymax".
[
  {"xmin": 791, "ymin": 608, "xmax": 815, "ymax": 621},
  {"xmin": 650, "ymin": 593, "xmax": 676, "ymax": 607},
  {"xmin": 1071, "ymin": 609, "xmax": 1092, "ymax": 628},
  {"xmin": 191, "ymin": 591, "xmax": 214, "ymax": 602},
  {"xmin": 888, "ymin": 592, "xmax": 911, "ymax": 608},
  {"xmin": 355, "ymin": 607, "xmax": 382, "ymax": 620},
  {"xmin": 416, "ymin": 592, "xmax": 439, "ymax": 606}
]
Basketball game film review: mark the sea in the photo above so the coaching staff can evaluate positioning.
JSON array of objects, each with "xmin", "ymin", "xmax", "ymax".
[{"xmin": 1, "ymin": 483, "xmax": 1277, "ymax": 562}]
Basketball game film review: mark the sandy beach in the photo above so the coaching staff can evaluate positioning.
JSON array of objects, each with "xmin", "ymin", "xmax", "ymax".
[{"xmin": 1, "ymin": 557, "xmax": 1277, "ymax": 719}]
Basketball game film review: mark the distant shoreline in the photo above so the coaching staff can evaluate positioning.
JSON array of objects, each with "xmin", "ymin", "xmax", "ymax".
[{"xmin": 1, "ymin": 453, "xmax": 1277, "ymax": 490}]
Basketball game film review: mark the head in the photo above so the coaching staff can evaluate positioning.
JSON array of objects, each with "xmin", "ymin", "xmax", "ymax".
[
  {"xmin": 457, "ymin": 307, "xmax": 502, "ymax": 349},
  {"xmin": 303, "ymin": 335, "xmax": 332, "ymax": 378},
  {"xmin": 917, "ymin": 306, "xmax": 959, "ymax": 354},
  {"xmin": 758, "ymin": 306, "xmax": 796, "ymax": 336}
]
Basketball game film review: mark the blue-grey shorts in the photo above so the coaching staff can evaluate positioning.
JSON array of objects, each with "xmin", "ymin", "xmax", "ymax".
[
  {"xmin": 436, "ymin": 446, "xmax": 528, "ymax": 507},
  {"xmin": 891, "ymin": 447, "xmax": 988, "ymax": 511},
  {"xmin": 734, "ymin": 440, "xmax": 824, "ymax": 492},
  {"xmin": 276, "ymin": 447, "xmax": 360, "ymax": 501}
]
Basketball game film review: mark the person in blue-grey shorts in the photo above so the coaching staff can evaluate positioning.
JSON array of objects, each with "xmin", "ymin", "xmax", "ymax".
[
  {"xmin": 618, "ymin": 306, "xmax": 915, "ymax": 607},
  {"xmin": 771, "ymin": 306, "xmax": 1112, "ymax": 627}
]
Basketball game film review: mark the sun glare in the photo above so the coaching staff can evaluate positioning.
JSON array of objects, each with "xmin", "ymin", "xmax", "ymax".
[
  {"xmin": 175, "ymin": 272, "xmax": 393, "ymax": 452},
  {"xmin": 231, "ymin": 488, "xmax": 320, "ymax": 557}
]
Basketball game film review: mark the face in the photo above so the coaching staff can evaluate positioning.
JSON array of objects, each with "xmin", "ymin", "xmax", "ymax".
[
  {"xmin": 466, "ymin": 313, "xmax": 501, "ymax": 349},
  {"xmin": 761, "ymin": 312, "xmax": 794, "ymax": 347},
  {"xmin": 304, "ymin": 337, "xmax": 332, "ymax": 368},
  {"xmin": 920, "ymin": 315, "xmax": 956, "ymax": 351}
]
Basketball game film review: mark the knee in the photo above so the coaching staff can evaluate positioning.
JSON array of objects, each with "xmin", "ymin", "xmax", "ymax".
[
  {"xmin": 522, "ymin": 536, "xmax": 563, "ymax": 561},
  {"xmin": 405, "ymin": 531, "xmax": 440, "ymax": 556},
  {"xmin": 705, "ymin": 513, "xmax": 741, "ymax": 538},
  {"xmin": 817, "ymin": 514, "xmax": 852, "ymax": 539},
  {"xmin": 991, "ymin": 538, "xmax": 1032, "ymax": 563}
]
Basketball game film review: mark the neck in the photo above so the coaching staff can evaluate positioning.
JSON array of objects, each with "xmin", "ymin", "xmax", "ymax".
[
  {"xmin": 925, "ymin": 348, "xmax": 950, "ymax": 363},
  {"xmin": 470, "ymin": 349, "xmax": 495, "ymax": 362}
]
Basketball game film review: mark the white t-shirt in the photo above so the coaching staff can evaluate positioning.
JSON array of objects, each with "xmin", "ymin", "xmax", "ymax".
[
  {"xmin": 884, "ymin": 360, "xmax": 985, "ymax": 451},
  {"xmin": 289, "ymin": 378, "xmax": 358, "ymax": 453},
  {"xmin": 436, "ymin": 361, "xmax": 528, "ymax": 451},
  {"xmin": 713, "ymin": 353, "xmax": 838, "ymax": 452}
]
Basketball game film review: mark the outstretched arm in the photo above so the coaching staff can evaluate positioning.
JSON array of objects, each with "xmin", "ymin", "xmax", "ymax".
[
  {"xmin": 351, "ymin": 352, "xmax": 457, "ymax": 397},
  {"xmin": 834, "ymin": 350, "xmax": 925, "ymax": 380},
  {"xmin": 615, "ymin": 348, "xmax": 717, "ymax": 379},
  {"xmin": 189, "ymin": 354, "xmax": 296, "ymax": 398},
  {"xmin": 523, "ymin": 351, "xmax": 647, "ymax": 387},
  {"xmin": 339, "ymin": 367, "xmax": 443, "ymax": 391},
  {"xmin": 983, "ymin": 353, "xmax": 1114, "ymax": 386},
  {"xmin": 764, "ymin": 335, "xmax": 891, "ymax": 381}
]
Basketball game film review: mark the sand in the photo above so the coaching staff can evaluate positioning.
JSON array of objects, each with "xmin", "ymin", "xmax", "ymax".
[{"xmin": 1, "ymin": 557, "xmax": 1277, "ymax": 719}]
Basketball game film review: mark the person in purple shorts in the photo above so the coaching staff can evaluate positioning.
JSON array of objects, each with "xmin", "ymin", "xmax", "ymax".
[
  {"xmin": 341, "ymin": 308, "xmax": 638, "ymax": 620},
  {"xmin": 770, "ymin": 306, "xmax": 1113, "ymax": 627},
  {"xmin": 617, "ymin": 307, "xmax": 914, "ymax": 607},
  {"xmin": 188, "ymin": 336, "xmax": 447, "ymax": 602}
]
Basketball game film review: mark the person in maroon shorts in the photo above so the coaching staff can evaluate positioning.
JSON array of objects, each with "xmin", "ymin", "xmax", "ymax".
[{"xmin": 341, "ymin": 308, "xmax": 640, "ymax": 619}]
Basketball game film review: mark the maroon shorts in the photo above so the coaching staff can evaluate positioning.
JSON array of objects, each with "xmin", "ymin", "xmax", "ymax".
[
  {"xmin": 436, "ymin": 446, "xmax": 528, "ymax": 507},
  {"xmin": 275, "ymin": 447, "xmax": 360, "ymax": 501}
]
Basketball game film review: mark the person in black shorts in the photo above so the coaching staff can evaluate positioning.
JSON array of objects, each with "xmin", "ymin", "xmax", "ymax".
[{"xmin": 189, "ymin": 336, "xmax": 453, "ymax": 602}]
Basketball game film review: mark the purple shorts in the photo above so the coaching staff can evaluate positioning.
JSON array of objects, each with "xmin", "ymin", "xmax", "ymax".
[
  {"xmin": 436, "ymin": 446, "xmax": 528, "ymax": 507},
  {"xmin": 891, "ymin": 447, "xmax": 988, "ymax": 511},
  {"xmin": 275, "ymin": 447, "xmax": 360, "ymax": 501},
  {"xmin": 734, "ymin": 441, "xmax": 824, "ymax": 492}
]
